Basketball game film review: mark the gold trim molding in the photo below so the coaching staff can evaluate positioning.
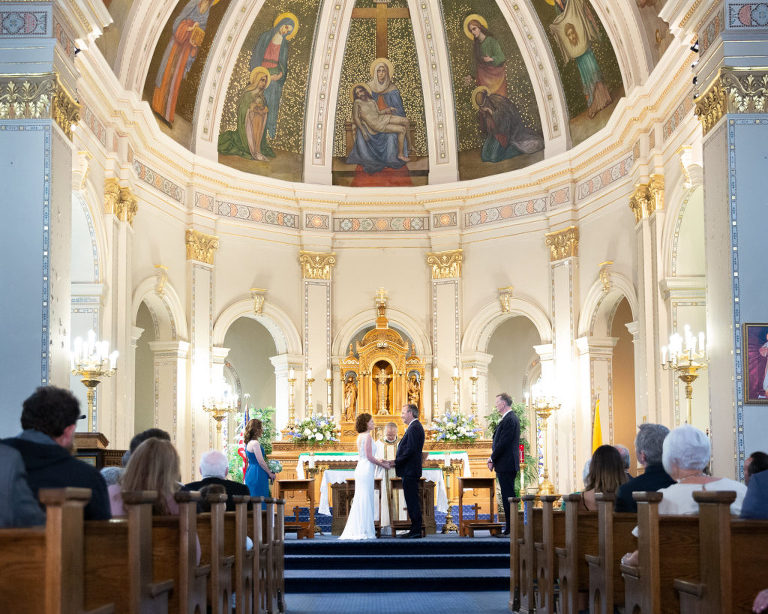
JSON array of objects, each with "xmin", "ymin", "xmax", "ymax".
[
  {"xmin": 104, "ymin": 178, "xmax": 138, "ymax": 225},
  {"xmin": 185, "ymin": 229, "xmax": 219, "ymax": 265},
  {"xmin": 545, "ymin": 226, "xmax": 579, "ymax": 261},
  {"xmin": 629, "ymin": 174, "xmax": 664, "ymax": 223},
  {"xmin": 299, "ymin": 250, "xmax": 336, "ymax": 280},
  {"xmin": 0, "ymin": 74, "xmax": 80, "ymax": 140},
  {"xmin": 695, "ymin": 67, "xmax": 768, "ymax": 136},
  {"xmin": 52, "ymin": 77, "xmax": 80, "ymax": 140},
  {"xmin": 426, "ymin": 249, "xmax": 463, "ymax": 279}
]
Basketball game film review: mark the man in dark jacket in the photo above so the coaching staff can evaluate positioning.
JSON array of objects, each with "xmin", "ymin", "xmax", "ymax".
[
  {"xmin": 394, "ymin": 403, "xmax": 425, "ymax": 538},
  {"xmin": 615, "ymin": 423, "xmax": 675, "ymax": 513},
  {"xmin": 185, "ymin": 449, "xmax": 250, "ymax": 511},
  {"xmin": 488, "ymin": 393, "xmax": 520, "ymax": 536},
  {"xmin": 3, "ymin": 386, "xmax": 111, "ymax": 520}
]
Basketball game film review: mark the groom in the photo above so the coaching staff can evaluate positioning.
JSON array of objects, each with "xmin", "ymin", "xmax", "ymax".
[{"xmin": 394, "ymin": 403, "xmax": 425, "ymax": 538}]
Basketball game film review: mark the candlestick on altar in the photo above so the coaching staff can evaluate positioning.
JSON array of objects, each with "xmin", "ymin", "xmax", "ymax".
[
  {"xmin": 325, "ymin": 369, "xmax": 333, "ymax": 419},
  {"xmin": 451, "ymin": 367, "xmax": 460, "ymax": 413},
  {"xmin": 287, "ymin": 369, "xmax": 297, "ymax": 429},
  {"xmin": 531, "ymin": 392, "xmax": 560, "ymax": 498},
  {"xmin": 306, "ymin": 369, "xmax": 315, "ymax": 418},
  {"xmin": 469, "ymin": 369, "xmax": 479, "ymax": 419}
]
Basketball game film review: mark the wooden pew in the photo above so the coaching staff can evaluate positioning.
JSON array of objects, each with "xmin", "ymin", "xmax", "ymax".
[
  {"xmin": 620, "ymin": 491, "xmax": 700, "ymax": 614},
  {"xmin": 675, "ymin": 491, "xmax": 768, "ymax": 614},
  {"xmin": 273, "ymin": 498, "xmax": 286, "ymax": 613},
  {"xmin": 253, "ymin": 497, "xmax": 275, "ymax": 614},
  {"xmin": 555, "ymin": 494, "xmax": 598, "ymax": 614},
  {"xmin": 518, "ymin": 494, "xmax": 542, "ymax": 614},
  {"xmin": 533, "ymin": 495, "xmax": 564, "ymax": 614},
  {"xmin": 197, "ymin": 492, "xmax": 235, "ymax": 614},
  {"xmin": 585, "ymin": 493, "xmax": 637, "ymax": 614},
  {"xmin": 508, "ymin": 497, "xmax": 522, "ymax": 612},
  {"xmin": 231, "ymin": 495, "xmax": 254, "ymax": 614}
]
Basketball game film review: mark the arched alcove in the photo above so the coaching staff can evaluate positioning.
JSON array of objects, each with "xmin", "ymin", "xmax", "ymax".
[
  {"xmin": 487, "ymin": 316, "xmax": 542, "ymax": 408},
  {"xmin": 134, "ymin": 301, "xmax": 156, "ymax": 433},
  {"xmin": 223, "ymin": 316, "xmax": 278, "ymax": 411},
  {"xmin": 610, "ymin": 297, "xmax": 637, "ymax": 469}
]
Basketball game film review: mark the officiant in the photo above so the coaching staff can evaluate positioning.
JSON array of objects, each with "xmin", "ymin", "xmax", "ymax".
[{"xmin": 374, "ymin": 422, "xmax": 399, "ymax": 534}]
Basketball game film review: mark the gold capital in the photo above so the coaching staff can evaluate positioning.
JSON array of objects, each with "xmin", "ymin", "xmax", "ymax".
[
  {"xmin": 298, "ymin": 250, "xmax": 336, "ymax": 280},
  {"xmin": 545, "ymin": 226, "xmax": 579, "ymax": 261},
  {"xmin": 695, "ymin": 67, "xmax": 768, "ymax": 136},
  {"xmin": 629, "ymin": 175, "xmax": 664, "ymax": 223},
  {"xmin": 185, "ymin": 229, "xmax": 219, "ymax": 265},
  {"xmin": 426, "ymin": 249, "xmax": 463, "ymax": 279},
  {"xmin": 104, "ymin": 179, "xmax": 138, "ymax": 225},
  {"xmin": 52, "ymin": 77, "xmax": 80, "ymax": 140},
  {"xmin": 0, "ymin": 73, "xmax": 80, "ymax": 140}
]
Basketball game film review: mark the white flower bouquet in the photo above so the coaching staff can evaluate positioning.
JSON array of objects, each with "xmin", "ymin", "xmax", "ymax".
[
  {"xmin": 287, "ymin": 416, "xmax": 340, "ymax": 446},
  {"xmin": 431, "ymin": 411, "xmax": 481, "ymax": 443},
  {"xmin": 267, "ymin": 460, "xmax": 283, "ymax": 474}
]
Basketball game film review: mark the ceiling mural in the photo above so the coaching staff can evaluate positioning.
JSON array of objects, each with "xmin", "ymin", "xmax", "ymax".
[
  {"xmin": 332, "ymin": 0, "xmax": 428, "ymax": 188},
  {"xmin": 217, "ymin": 0, "xmax": 321, "ymax": 183},
  {"xmin": 143, "ymin": 0, "xmax": 230, "ymax": 148},
  {"xmin": 97, "ymin": 0, "xmax": 132, "ymax": 67},
  {"xmin": 441, "ymin": 0, "xmax": 544, "ymax": 181},
  {"xmin": 635, "ymin": 0, "xmax": 674, "ymax": 65},
  {"xmin": 532, "ymin": 0, "xmax": 624, "ymax": 146}
]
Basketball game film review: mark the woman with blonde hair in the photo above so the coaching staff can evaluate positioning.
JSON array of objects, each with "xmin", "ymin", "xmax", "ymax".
[
  {"xmin": 119, "ymin": 438, "xmax": 182, "ymax": 515},
  {"xmin": 244, "ymin": 418, "xmax": 274, "ymax": 498}
]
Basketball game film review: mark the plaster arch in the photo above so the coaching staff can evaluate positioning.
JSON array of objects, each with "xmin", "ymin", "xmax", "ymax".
[
  {"xmin": 131, "ymin": 276, "xmax": 188, "ymax": 341},
  {"xmin": 72, "ymin": 188, "xmax": 106, "ymax": 284},
  {"xmin": 332, "ymin": 307, "xmax": 431, "ymax": 361},
  {"xmin": 590, "ymin": 0, "xmax": 647, "ymax": 93},
  {"xmin": 212, "ymin": 298, "xmax": 302, "ymax": 356},
  {"xmin": 462, "ymin": 297, "xmax": 552, "ymax": 355},
  {"xmin": 660, "ymin": 167, "xmax": 704, "ymax": 280},
  {"xmin": 578, "ymin": 271, "xmax": 638, "ymax": 338}
]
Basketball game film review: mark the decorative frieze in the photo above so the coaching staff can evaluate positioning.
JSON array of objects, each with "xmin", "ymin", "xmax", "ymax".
[
  {"xmin": 299, "ymin": 250, "xmax": 336, "ymax": 280},
  {"xmin": 695, "ymin": 68, "xmax": 768, "ymax": 136},
  {"xmin": 0, "ymin": 74, "xmax": 53, "ymax": 119},
  {"xmin": 426, "ymin": 249, "xmax": 463, "ymax": 279},
  {"xmin": 185, "ymin": 229, "xmax": 219, "ymax": 265},
  {"xmin": 104, "ymin": 178, "xmax": 138, "ymax": 225},
  {"xmin": 545, "ymin": 226, "xmax": 578, "ymax": 261}
]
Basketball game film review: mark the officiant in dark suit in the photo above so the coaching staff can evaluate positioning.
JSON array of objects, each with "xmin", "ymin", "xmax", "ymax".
[
  {"xmin": 394, "ymin": 403, "xmax": 425, "ymax": 538},
  {"xmin": 488, "ymin": 392, "xmax": 520, "ymax": 537}
]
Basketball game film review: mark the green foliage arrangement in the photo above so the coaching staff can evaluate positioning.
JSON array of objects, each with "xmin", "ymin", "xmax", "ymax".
[{"xmin": 485, "ymin": 401, "xmax": 538, "ymax": 492}]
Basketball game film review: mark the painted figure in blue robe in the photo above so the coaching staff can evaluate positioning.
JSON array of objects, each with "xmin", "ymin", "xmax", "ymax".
[
  {"xmin": 475, "ymin": 88, "xmax": 544, "ymax": 163},
  {"xmin": 249, "ymin": 13, "xmax": 298, "ymax": 139},
  {"xmin": 346, "ymin": 59, "xmax": 411, "ymax": 174},
  {"xmin": 244, "ymin": 419, "xmax": 275, "ymax": 499}
]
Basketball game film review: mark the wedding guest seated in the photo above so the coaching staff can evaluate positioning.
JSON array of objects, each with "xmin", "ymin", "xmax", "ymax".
[
  {"xmin": 615, "ymin": 423, "xmax": 675, "ymax": 513},
  {"xmin": 122, "ymin": 427, "xmax": 171, "ymax": 466},
  {"xmin": 117, "ymin": 437, "xmax": 183, "ymax": 516},
  {"xmin": 100, "ymin": 465, "xmax": 125, "ymax": 518},
  {"xmin": 0, "ymin": 443, "xmax": 45, "ymax": 527},
  {"xmin": 742, "ymin": 450, "xmax": 768, "ymax": 519},
  {"xmin": 185, "ymin": 449, "xmax": 250, "ymax": 511},
  {"xmin": 579, "ymin": 445, "xmax": 628, "ymax": 511},
  {"xmin": 614, "ymin": 443, "xmax": 633, "ymax": 480},
  {"xmin": 2, "ymin": 386, "xmax": 110, "ymax": 520}
]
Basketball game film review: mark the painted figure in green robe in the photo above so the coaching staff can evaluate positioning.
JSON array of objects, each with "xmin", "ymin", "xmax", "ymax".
[{"xmin": 218, "ymin": 66, "xmax": 275, "ymax": 160}]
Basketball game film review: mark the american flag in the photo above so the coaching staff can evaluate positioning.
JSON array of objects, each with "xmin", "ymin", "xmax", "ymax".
[{"xmin": 237, "ymin": 406, "xmax": 249, "ymax": 480}]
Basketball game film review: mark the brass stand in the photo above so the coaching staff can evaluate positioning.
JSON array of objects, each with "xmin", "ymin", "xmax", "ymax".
[
  {"xmin": 325, "ymin": 376, "xmax": 333, "ymax": 419},
  {"xmin": 441, "ymin": 463, "xmax": 459, "ymax": 534},
  {"xmin": 663, "ymin": 362, "xmax": 705, "ymax": 424},
  {"xmin": 451, "ymin": 374, "xmax": 460, "ymax": 413},
  {"xmin": 203, "ymin": 403, "xmax": 236, "ymax": 450},
  {"xmin": 534, "ymin": 400, "xmax": 559, "ymax": 498},
  {"xmin": 661, "ymin": 328, "xmax": 707, "ymax": 424},
  {"xmin": 306, "ymin": 375, "xmax": 315, "ymax": 418},
  {"xmin": 287, "ymin": 374, "xmax": 297, "ymax": 429},
  {"xmin": 470, "ymin": 374, "xmax": 479, "ymax": 419},
  {"xmin": 432, "ymin": 374, "xmax": 439, "ymax": 420}
]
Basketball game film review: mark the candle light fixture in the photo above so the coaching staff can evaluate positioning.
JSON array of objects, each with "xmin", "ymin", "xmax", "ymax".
[
  {"xmin": 661, "ymin": 325, "xmax": 707, "ymax": 424},
  {"xmin": 202, "ymin": 379, "xmax": 238, "ymax": 450},
  {"xmin": 325, "ymin": 368, "xmax": 333, "ymax": 419},
  {"xmin": 287, "ymin": 368, "xmax": 297, "ymax": 429},
  {"xmin": 469, "ymin": 367, "xmax": 479, "ymax": 419},
  {"xmin": 451, "ymin": 366, "xmax": 460, "ymax": 413},
  {"xmin": 71, "ymin": 329, "xmax": 119, "ymax": 433},
  {"xmin": 306, "ymin": 367, "xmax": 315, "ymax": 418}
]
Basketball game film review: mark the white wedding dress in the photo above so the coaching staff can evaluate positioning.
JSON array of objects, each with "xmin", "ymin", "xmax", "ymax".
[{"xmin": 339, "ymin": 434, "xmax": 377, "ymax": 540}]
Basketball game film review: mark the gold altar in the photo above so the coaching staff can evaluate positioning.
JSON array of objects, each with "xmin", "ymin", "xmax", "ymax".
[{"xmin": 338, "ymin": 289, "xmax": 425, "ymax": 442}]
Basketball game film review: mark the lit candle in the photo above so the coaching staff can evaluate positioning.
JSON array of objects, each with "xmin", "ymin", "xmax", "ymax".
[
  {"xmin": 471, "ymin": 367, "xmax": 477, "ymax": 378},
  {"xmin": 433, "ymin": 367, "xmax": 438, "ymax": 379},
  {"xmin": 109, "ymin": 350, "xmax": 118, "ymax": 370},
  {"xmin": 289, "ymin": 368, "xmax": 295, "ymax": 379},
  {"xmin": 326, "ymin": 368, "xmax": 331, "ymax": 380},
  {"xmin": 453, "ymin": 366, "xmax": 459, "ymax": 378},
  {"xmin": 699, "ymin": 332, "xmax": 705, "ymax": 354},
  {"xmin": 307, "ymin": 367, "xmax": 312, "ymax": 380},
  {"xmin": 661, "ymin": 346, "xmax": 667, "ymax": 364}
]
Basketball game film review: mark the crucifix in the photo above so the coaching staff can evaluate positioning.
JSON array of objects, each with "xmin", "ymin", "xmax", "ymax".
[{"xmin": 351, "ymin": 0, "xmax": 411, "ymax": 59}]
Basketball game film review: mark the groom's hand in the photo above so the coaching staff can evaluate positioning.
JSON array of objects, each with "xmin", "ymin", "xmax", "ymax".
[{"xmin": 487, "ymin": 458, "xmax": 494, "ymax": 471}]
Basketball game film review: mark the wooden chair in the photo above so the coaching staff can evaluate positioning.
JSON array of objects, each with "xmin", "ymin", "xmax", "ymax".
[
  {"xmin": 533, "ymin": 495, "xmax": 564, "ymax": 614},
  {"xmin": 554, "ymin": 494, "xmax": 598, "ymax": 614},
  {"xmin": 675, "ymin": 490, "xmax": 768, "ymax": 613},
  {"xmin": 621, "ymin": 491, "xmax": 700, "ymax": 614},
  {"xmin": 585, "ymin": 493, "xmax": 637, "ymax": 614},
  {"xmin": 518, "ymin": 494, "xmax": 541, "ymax": 614},
  {"xmin": 457, "ymin": 476, "xmax": 504, "ymax": 536}
]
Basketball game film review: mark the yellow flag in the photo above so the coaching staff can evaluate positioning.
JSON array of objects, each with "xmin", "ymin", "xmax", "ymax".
[{"xmin": 592, "ymin": 399, "xmax": 603, "ymax": 453}]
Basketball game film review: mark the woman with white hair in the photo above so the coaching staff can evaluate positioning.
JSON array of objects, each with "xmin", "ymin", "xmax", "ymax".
[{"xmin": 657, "ymin": 424, "xmax": 746, "ymax": 515}]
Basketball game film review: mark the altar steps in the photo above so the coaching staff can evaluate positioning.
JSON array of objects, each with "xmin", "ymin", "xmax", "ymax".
[{"xmin": 285, "ymin": 536, "xmax": 510, "ymax": 592}]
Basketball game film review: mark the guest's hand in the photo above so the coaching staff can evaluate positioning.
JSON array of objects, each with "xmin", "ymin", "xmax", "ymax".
[{"xmin": 620, "ymin": 550, "xmax": 639, "ymax": 567}]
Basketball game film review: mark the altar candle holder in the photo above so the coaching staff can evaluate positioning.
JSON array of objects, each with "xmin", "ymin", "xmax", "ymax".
[
  {"xmin": 287, "ymin": 369, "xmax": 297, "ymax": 429},
  {"xmin": 325, "ymin": 369, "xmax": 333, "ymax": 419},
  {"xmin": 470, "ymin": 367, "xmax": 479, "ymax": 419}
]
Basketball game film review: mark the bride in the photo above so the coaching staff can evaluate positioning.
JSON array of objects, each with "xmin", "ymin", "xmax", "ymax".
[{"xmin": 340, "ymin": 412, "xmax": 391, "ymax": 540}]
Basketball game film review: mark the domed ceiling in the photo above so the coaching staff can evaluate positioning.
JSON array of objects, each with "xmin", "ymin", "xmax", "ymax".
[{"xmin": 98, "ymin": 0, "xmax": 674, "ymax": 187}]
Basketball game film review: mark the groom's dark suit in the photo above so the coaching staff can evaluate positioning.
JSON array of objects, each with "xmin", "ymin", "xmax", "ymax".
[
  {"xmin": 395, "ymin": 419, "xmax": 425, "ymax": 536},
  {"xmin": 491, "ymin": 409, "xmax": 520, "ymax": 534}
]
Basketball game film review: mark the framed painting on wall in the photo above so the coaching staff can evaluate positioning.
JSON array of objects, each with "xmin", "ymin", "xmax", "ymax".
[{"xmin": 744, "ymin": 323, "xmax": 768, "ymax": 404}]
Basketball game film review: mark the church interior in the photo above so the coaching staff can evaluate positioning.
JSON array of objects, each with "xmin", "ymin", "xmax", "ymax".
[{"xmin": 1, "ymin": 0, "xmax": 768, "ymax": 611}]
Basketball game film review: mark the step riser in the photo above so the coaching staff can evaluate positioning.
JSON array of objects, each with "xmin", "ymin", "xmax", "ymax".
[
  {"xmin": 287, "ymin": 561, "xmax": 508, "ymax": 570},
  {"xmin": 286, "ymin": 578, "xmax": 510, "ymax": 593}
]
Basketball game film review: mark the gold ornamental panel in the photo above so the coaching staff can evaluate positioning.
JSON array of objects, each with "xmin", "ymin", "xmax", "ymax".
[
  {"xmin": 426, "ymin": 249, "xmax": 463, "ymax": 279},
  {"xmin": 185, "ymin": 228, "xmax": 219, "ymax": 265},
  {"xmin": 545, "ymin": 226, "xmax": 579, "ymax": 261},
  {"xmin": 0, "ymin": 73, "xmax": 80, "ymax": 140},
  {"xmin": 299, "ymin": 250, "xmax": 336, "ymax": 280},
  {"xmin": 695, "ymin": 67, "xmax": 768, "ymax": 136}
]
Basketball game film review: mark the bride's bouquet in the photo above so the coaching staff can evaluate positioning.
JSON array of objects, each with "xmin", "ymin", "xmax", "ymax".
[
  {"xmin": 287, "ymin": 415, "xmax": 340, "ymax": 446},
  {"xmin": 431, "ymin": 411, "xmax": 481, "ymax": 443}
]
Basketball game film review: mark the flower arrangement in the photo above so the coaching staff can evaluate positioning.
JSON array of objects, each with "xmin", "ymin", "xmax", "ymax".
[
  {"xmin": 267, "ymin": 460, "xmax": 283, "ymax": 474},
  {"xmin": 431, "ymin": 411, "xmax": 481, "ymax": 443},
  {"xmin": 286, "ymin": 415, "xmax": 340, "ymax": 446}
]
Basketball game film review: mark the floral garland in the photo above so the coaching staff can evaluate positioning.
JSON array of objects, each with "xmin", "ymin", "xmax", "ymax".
[
  {"xmin": 431, "ymin": 411, "xmax": 481, "ymax": 443},
  {"xmin": 286, "ymin": 415, "xmax": 340, "ymax": 446}
]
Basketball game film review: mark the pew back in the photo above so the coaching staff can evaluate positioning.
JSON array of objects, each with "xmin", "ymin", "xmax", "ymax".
[{"xmin": 555, "ymin": 494, "xmax": 598, "ymax": 614}]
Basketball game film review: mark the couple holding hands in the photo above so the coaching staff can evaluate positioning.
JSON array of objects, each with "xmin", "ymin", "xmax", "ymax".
[{"xmin": 340, "ymin": 403, "xmax": 425, "ymax": 540}]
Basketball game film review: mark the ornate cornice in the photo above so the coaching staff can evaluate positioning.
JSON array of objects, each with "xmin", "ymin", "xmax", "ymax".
[
  {"xmin": 545, "ymin": 226, "xmax": 579, "ymax": 261},
  {"xmin": 298, "ymin": 250, "xmax": 336, "ymax": 280},
  {"xmin": 104, "ymin": 179, "xmax": 138, "ymax": 225},
  {"xmin": 695, "ymin": 67, "xmax": 768, "ymax": 136},
  {"xmin": 52, "ymin": 77, "xmax": 80, "ymax": 140},
  {"xmin": 426, "ymin": 249, "xmax": 463, "ymax": 279},
  {"xmin": 185, "ymin": 229, "xmax": 219, "ymax": 265}
]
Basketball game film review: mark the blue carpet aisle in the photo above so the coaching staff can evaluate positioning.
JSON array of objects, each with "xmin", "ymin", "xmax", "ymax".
[{"xmin": 283, "ymin": 591, "xmax": 512, "ymax": 614}]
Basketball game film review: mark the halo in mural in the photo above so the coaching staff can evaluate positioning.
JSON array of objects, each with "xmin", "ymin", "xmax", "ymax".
[
  {"xmin": 470, "ymin": 85, "xmax": 490, "ymax": 110},
  {"xmin": 368, "ymin": 57, "xmax": 395, "ymax": 79},
  {"xmin": 273, "ymin": 12, "xmax": 299, "ymax": 40},
  {"xmin": 462, "ymin": 14, "xmax": 488, "ymax": 39},
  {"xmin": 247, "ymin": 66, "xmax": 272, "ymax": 90},
  {"xmin": 349, "ymin": 82, "xmax": 373, "ymax": 101}
]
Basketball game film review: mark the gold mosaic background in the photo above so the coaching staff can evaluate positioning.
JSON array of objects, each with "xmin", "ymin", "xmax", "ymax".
[
  {"xmin": 532, "ymin": 0, "xmax": 623, "ymax": 119},
  {"xmin": 441, "ymin": 0, "xmax": 541, "ymax": 152},
  {"xmin": 220, "ymin": 0, "xmax": 321, "ymax": 154},
  {"xmin": 332, "ymin": 0, "xmax": 428, "ymax": 158}
]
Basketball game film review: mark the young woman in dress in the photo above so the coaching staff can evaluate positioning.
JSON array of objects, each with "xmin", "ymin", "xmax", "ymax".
[
  {"xmin": 340, "ymin": 413, "xmax": 391, "ymax": 540},
  {"xmin": 244, "ymin": 418, "xmax": 275, "ymax": 498}
]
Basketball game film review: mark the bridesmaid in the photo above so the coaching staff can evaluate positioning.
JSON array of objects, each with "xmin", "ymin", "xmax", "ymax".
[{"xmin": 244, "ymin": 419, "xmax": 275, "ymax": 498}]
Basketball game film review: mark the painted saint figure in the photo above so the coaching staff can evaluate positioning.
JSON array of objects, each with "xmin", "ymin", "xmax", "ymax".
[
  {"xmin": 218, "ymin": 67, "xmax": 274, "ymax": 160},
  {"xmin": 462, "ymin": 15, "xmax": 507, "ymax": 97},
  {"xmin": 407, "ymin": 373, "xmax": 421, "ymax": 409},
  {"xmin": 250, "ymin": 12, "xmax": 298, "ymax": 140},
  {"xmin": 344, "ymin": 374, "xmax": 358, "ymax": 421},
  {"xmin": 473, "ymin": 87, "xmax": 544, "ymax": 162},
  {"xmin": 152, "ymin": 0, "xmax": 220, "ymax": 124},
  {"xmin": 549, "ymin": 0, "xmax": 612, "ymax": 118}
]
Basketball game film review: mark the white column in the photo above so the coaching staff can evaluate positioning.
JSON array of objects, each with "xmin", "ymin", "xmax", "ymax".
[{"xmin": 626, "ymin": 321, "xmax": 645, "ymax": 425}]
